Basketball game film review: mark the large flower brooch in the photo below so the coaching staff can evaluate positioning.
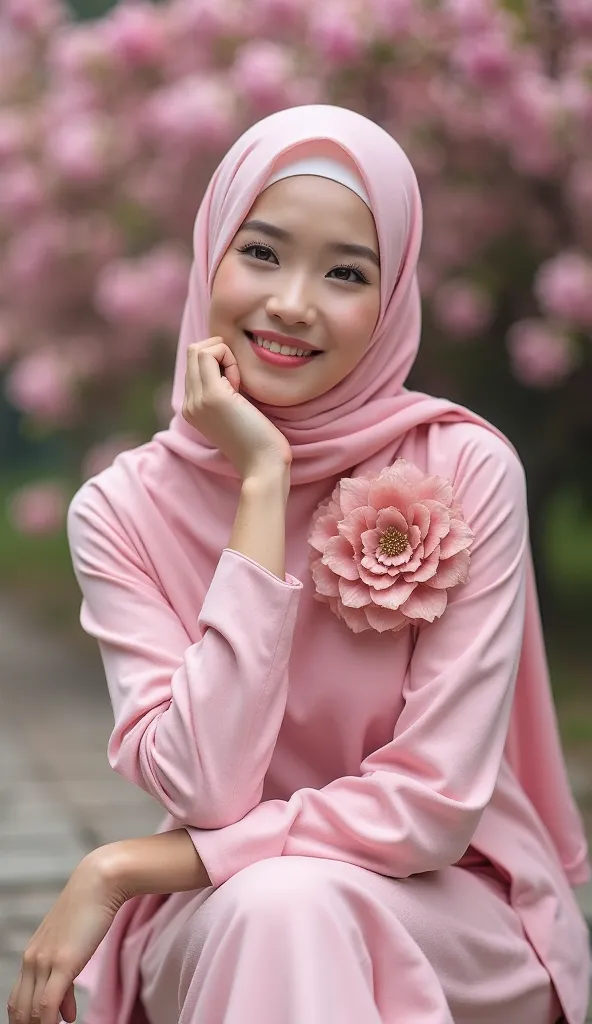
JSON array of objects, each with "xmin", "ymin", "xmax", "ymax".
[{"xmin": 309, "ymin": 460, "xmax": 474, "ymax": 634}]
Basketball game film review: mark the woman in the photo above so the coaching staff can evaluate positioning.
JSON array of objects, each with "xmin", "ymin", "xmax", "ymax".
[{"xmin": 8, "ymin": 105, "xmax": 590, "ymax": 1024}]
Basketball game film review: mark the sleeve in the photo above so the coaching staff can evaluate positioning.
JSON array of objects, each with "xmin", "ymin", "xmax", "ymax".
[
  {"xmin": 66, "ymin": 486, "xmax": 302, "ymax": 828},
  {"xmin": 187, "ymin": 432, "xmax": 530, "ymax": 887}
]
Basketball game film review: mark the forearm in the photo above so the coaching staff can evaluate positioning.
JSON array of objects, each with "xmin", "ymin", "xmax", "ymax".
[
  {"xmin": 95, "ymin": 829, "xmax": 212, "ymax": 900},
  {"xmin": 228, "ymin": 466, "xmax": 290, "ymax": 580}
]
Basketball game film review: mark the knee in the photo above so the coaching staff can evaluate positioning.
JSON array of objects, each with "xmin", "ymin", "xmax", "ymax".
[{"xmin": 210, "ymin": 856, "xmax": 341, "ymax": 922}]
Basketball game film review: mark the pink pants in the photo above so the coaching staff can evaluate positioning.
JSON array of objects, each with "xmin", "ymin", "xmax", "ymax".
[{"xmin": 138, "ymin": 855, "xmax": 563, "ymax": 1024}]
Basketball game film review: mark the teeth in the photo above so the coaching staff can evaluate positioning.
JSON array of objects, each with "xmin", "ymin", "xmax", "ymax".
[{"xmin": 252, "ymin": 334, "xmax": 313, "ymax": 358}]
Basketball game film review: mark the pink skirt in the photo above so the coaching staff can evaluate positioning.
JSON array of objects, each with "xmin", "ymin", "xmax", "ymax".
[{"xmin": 133, "ymin": 850, "xmax": 564, "ymax": 1024}]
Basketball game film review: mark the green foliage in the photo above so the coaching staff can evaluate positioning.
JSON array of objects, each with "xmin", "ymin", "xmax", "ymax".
[{"xmin": 68, "ymin": 0, "xmax": 118, "ymax": 19}]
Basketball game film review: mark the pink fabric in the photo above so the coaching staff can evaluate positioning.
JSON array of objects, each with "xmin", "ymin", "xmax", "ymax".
[
  {"xmin": 161, "ymin": 102, "xmax": 588, "ymax": 888},
  {"xmin": 138, "ymin": 856, "xmax": 562, "ymax": 1024},
  {"xmin": 67, "ymin": 105, "xmax": 590, "ymax": 1024}
]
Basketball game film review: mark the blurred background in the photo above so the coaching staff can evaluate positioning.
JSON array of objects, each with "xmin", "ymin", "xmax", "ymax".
[{"xmin": 0, "ymin": 0, "xmax": 591, "ymax": 1012}]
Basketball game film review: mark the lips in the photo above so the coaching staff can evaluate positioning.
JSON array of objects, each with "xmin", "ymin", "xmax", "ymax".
[{"xmin": 244, "ymin": 330, "xmax": 321, "ymax": 356}]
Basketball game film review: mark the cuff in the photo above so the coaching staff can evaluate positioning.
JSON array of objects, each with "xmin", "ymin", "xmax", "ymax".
[{"xmin": 186, "ymin": 798, "xmax": 296, "ymax": 888}]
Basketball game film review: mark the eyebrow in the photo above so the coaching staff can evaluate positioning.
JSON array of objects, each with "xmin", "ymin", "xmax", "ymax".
[{"xmin": 240, "ymin": 218, "xmax": 380, "ymax": 268}]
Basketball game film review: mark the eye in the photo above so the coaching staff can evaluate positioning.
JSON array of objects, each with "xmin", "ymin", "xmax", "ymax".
[
  {"xmin": 328, "ymin": 263, "xmax": 370, "ymax": 285},
  {"xmin": 236, "ymin": 241, "xmax": 279, "ymax": 264}
]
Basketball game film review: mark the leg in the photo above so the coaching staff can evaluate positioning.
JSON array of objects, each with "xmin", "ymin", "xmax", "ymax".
[{"xmin": 138, "ymin": 856, "xmax": 560, "ymax": 1024}]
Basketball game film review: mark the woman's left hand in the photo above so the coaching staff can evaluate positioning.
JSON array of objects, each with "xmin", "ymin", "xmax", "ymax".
[{"xmin": 7, "ymin": 850, "xmax": 129, "ymax": 1024}]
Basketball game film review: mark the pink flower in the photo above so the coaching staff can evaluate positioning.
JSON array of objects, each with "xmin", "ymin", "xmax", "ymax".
[
  {"xmin": 103, "ymin": 2, "xmax": 167, "ymax": 69},
  {"xmin": 557, "ymin": 0, "xmax": 592, "ymax": 33},
  {"xmin": 7, "ymin": 481, "xmax": 68, "ymax": 536},
  {"xmin": 5, "ymin": 347, "xmax": 76, "ymax": 423},
  {"xmin": 432, "ymin": 279, "xmax": 493, "ymax": 339},
  {"xmin": 249, "ymin": 0, "xmax": 306, "ymax": 34},
  {"xmin": 369, "ymin": 0, "xmax": 414, "ymax": 35},
  {"xmin": 452, "ymin": 30, "xmax": 514, "ymax": 88},
  {"xmin": 506, "ymin": 319, "xmax": 579, "ymax": 388},
  {"xmin": 309, "ymin": 2, "xmax": 368, "ymax": 65},
  {"xmin": 534, "ymin": 251, "xmax": 592, "ymax": 328},
  {"xmin": 82, "ymin": 434, "xmax": 141, "ymax": 481},
  {"xmin": 45, "ymin": 114, "xmax": 112, "ymax": 186},
  {"xmin": 443, "ymin": 0, "xmax": 496, "ymax": 34},
  {"xmin": 231, "ymin": 42, "xmax": 295, "ymax": 111},
  {"xmin": 168, "ymin": 0, "xmax": 239, "ymax": 42},
  {"xmin": 48, "ymin": 24, "xmax": 112, "ymax": 78},
  {"xmin": 0, "ymin": 164, "xmax": 45, "ymax": 225},
  {"xmin": 94, "ymin": 245, "xmax": 190, "ymax": 335},
  {"xmin": 144, "ymin": 76, "xmax": 237, "ymax": 150},
  {"xmin": 0, "ymin": 112, "xmax": 29, "ymax": 163},
  {"xmin": 6, "ymin": 0, "xmax": 65, "ymax": 37},
  {"xmin": 309, "ymin": 461, "xmax": 473, "ymax": 634}
]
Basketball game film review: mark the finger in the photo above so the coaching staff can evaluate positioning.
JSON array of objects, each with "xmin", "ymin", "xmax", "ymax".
[
  {"xmin": 9, "ymin": 963, "xmax": 35, "ymax": 1024},
  {"xmin": 7, "ymin": 969, "xmax": 23, "ymax": 1024},
  {"xmin": 198, "ymin": 344, "xmax": 241, "ymax": 394},
  {"xmin": 58, "ymin": 982, "xmax": 77, "ymax": 1024},
  {"xmin": 185, "ymin": 336, "xmax": 224, "ymax": 378},
  {"xmin": 31, "ymin": 964, "xmax": 52, "ymax": 1022},
  {"xmin": 185, "ymin": 345, "xmax": 206, "ymax": 409},
  {"xmin": 39, "ymin": 971, "xmax": 74, "ymax": 1024}
]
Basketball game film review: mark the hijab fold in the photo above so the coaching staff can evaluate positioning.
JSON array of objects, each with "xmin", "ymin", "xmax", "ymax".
[{"xmin": 155, "ymin": 104, "xmax": 588, "ymax": 885}]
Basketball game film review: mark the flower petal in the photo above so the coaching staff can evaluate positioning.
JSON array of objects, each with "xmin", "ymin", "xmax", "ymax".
[
  {"xmin": 415, "ymin": 474, "xmax": 453, "ymax": 505},
  {"xmin": 309, "ymin": 513, "xmax": 339, "ymax": 553},
  {"xmin": 403, "ymin": 546, "xmax": 440, "ymax": 584},
  {"xmin": 407, "ymin": 524, "xmax": 421, "ymax": 549},
  {"xmin": 370, "ymin": 579, "xmax": 416, "ymax": 610},
  {"xmin": 322, "ymin": 535, "xmax": 359, "ymax": 580},
  {"xmin": 311, "ymin": 558, "xmax": 339, "ymax": 597},
  {"xmin": 359, "ymin": 562, "xmax": 394, "ymax": 588},
  {"xmin": 375, "ymin": 507, "xmax": 409, "ymax": 534},
  {"xmin": 365, "ymin": 603, "xmax": 408, "ymax": 633},
  {"xmin": 439, "ymin": 519, "xmax": 474, "ymax": 559},
  {"xmin": 339, "ymin": 602, "xmax": 372, "ymax": 633},
  {"xmin": 407, "ymin": 502, "xmax": 430, "ymax": 539},
  {"xmin": 339, "ymin": 507, "xmax": 377, "ymax": 547},
  {"xmin": 400, "ymin": 585, "xmax": 448, "ymax": 622},
  {"xmin": 360, "ymin": 527, "xmax": 383, "ymax": 555},
  {"xmin": 338, "ymin": 476, "xmax": 372, "ymax": 516},
  {"xmin": 368, "ymin": 473, "xmax": 415, "ymax": 515},
  {"xmin": 422, "ymin": 501, "xmax": 451, "ymax": 557},
  {"xmin": 338, "ymin": 577, "xmax": 373, "ymax": 608},
  {"xmin": 427, "ymin": 549, "xmax": 471, "ymax": 589},
  {"xmin": 404, "ymin": 544, "xmax": 424, "ymax": 573}
]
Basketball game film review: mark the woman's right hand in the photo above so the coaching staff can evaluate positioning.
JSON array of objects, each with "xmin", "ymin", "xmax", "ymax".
[{"xmin": 182, "ymin": 338, "xmax": 293, "ymax": 480}]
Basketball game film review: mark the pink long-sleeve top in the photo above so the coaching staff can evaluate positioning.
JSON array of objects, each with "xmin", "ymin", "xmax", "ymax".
[{"xmin": 68, "ymin": 420, "xmax": 590, "ymax": 1024}]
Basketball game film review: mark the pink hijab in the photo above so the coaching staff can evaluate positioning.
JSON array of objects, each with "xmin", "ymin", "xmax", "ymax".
[{"xmin": 156, "ymin": 104, "xmax": 588, "ymax": 885}]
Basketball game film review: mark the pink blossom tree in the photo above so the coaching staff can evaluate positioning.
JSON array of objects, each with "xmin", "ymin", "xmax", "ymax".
[{"xmin": 0, "ymin": 0, "xmax": 590, "ymax": 605}]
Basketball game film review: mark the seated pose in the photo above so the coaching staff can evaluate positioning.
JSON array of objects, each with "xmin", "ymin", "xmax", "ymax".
[{"xmin": 9, "ymin": 104, "xmax": 590, "ymax": 1024}]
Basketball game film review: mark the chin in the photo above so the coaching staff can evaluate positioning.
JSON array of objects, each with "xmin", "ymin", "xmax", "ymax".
[
  {"xmin": 237, "ymin": 368, "xmax": 315, "ymax": 407},
  {"xmin": 240, "ymin": 377, "xmax": 308, "ymax": 407}
]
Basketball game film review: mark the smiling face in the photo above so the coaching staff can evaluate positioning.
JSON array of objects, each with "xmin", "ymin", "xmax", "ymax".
[{"xmin": 208, "ymin": 174, "xmax": 381, "ymax": 406}]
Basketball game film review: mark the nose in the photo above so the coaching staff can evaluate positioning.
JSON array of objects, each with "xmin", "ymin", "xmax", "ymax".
[{"xmin": 265, "ymin": 273, "xmax": 316, "ymax": 327}]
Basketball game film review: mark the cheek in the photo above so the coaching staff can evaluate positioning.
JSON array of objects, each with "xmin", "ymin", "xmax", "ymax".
[
  {"xmin": 329, "ymin": 293, "xmax": 380, "ymax": 357},
  {"xmin": 209, "ymin": 258, "xmax": 259, "ymax": 326}
]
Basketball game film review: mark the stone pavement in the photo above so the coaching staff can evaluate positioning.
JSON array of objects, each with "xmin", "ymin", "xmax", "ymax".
[
  {"xmin": 0, "ymin": 592, "xmax": 590, "ymax": 1021},
  {"xmin": 0, "ymin": 595, "xmax": 161, "ymax": 1019}
]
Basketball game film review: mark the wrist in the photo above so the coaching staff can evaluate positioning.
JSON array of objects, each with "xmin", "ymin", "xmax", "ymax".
[
  {"xmin": 242, "ymin": 465, "xmax": 290, "ymax": 501},
  {"xmin": 79, "ymin": 845, "xmax": 134, "ymax": 904},
  {"xmin": 83, "ymin": 831, "xmax": 212, "ymax": 899}
]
